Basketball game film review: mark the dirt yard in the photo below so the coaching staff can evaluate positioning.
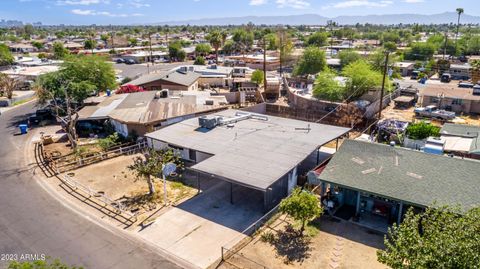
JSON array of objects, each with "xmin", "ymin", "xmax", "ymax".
[
  {"xmin": 381, "ymin": 101, "xmax": 415, "ymax": 122},
  {"xmin": 65, "ymin": 154, "xmax": 198, "ymax": 220},
  {"xmin": 223, "ymin": 216, "xmax": 387, "ymax": 269}
]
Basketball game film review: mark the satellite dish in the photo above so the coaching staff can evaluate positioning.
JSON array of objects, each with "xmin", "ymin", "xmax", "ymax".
[{"xmin": 162, "ymin": 163, "xmax": 177, "ymax": 176}]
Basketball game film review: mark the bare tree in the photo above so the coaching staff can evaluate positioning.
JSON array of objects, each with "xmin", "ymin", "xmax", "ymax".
[{"xmin": 0, "ymin": 73, "xmax": 17, "ymax": 99}]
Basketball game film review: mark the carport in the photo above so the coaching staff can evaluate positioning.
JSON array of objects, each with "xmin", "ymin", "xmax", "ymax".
[{"xmin": 146, "ymin": 109, "xmax": 350, "ymax": 211}]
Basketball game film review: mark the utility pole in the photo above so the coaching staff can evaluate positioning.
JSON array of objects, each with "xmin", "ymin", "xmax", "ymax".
[
  {"xmin": 263, "ymin": 35, "xmax": 267, "ymax": 92},
  {"xmin": 149, "ymin": 32, "xmax": 154, "ymax": 66},
  {"xmin": 378, "ymin": 51, "xmax": 390, "ymax": 120}
]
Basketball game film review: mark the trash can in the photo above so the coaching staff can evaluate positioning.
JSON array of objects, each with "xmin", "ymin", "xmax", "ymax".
[
  {"xmin": 19, "ymin": 124, "xmax": 28, "ymax": 134},
  {"xmin": 106, "ymin": 89, "xmax": 111, "ymax": 97}
]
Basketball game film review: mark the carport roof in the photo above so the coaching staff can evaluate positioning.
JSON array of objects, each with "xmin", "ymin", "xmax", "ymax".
[
  {"xmin": 315, "ymin": 139, "xmax": 480, "ymax": 210},
  {"xmin": 146, "ymin": 110, "xmax": 350, "ymax": 190}
]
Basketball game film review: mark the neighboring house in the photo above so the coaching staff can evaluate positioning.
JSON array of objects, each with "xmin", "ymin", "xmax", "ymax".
[
  {"xmin": 177, "ymin": 65, "xmax": 233, "ymax": 88},
  {"xmin": 226, "ymin": 55, "xmax": 280, "ymax": 71},
  {"xmin": 449, "ymin": 63, "xmax": 471, "ymax": 80},
  {"xmin": 1, "ymin": 65, "xmax": 60, "ymax": 81},
  {"xmin": 127, "ymin": 70, "xmax": 200, "ymax": 92},
  {"xmin": 440, "ymin": 123, "xmax": 480, "ymax": 159},
  {"xmin": 308, "ymin": 139, "xmax": 480, "ymax": 232},
  {"xmin": 394, "ymin": 61, "xmax": 415, "ymax": 77},
  {"xmin": 122, "ymin": 51, "xmax": 168, "ymax": 63},
  {"xmin": 8, "ymin": 43, "xmax": 36, "ymax": 53},
  {"xmin": 77, "ymin": 91, "xmax": 227, "ymax": 137},
  {"xmin": 420, "ymin": 84, "xmax": 480, "ymax": 114},
  {"xmin": 145, "ymin": 109, "xmax": 350, "ymax": 211}
]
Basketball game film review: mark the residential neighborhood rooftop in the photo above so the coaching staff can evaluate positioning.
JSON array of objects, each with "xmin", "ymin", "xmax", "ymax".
[
  {"xmin": 146, "ymin": 109, "xmax": 350, "ymax": 191},
  {"xmin": 313, "ymin": 139, "xmax": 480, "ymax": 210},
  {"xmin": 127, "ymin": 70, "xmax": 201, "ymax": 87}
]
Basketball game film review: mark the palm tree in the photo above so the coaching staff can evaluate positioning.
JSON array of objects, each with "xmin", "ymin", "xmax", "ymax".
[
  {"xmin": 455, "ymin": 8, "xmax": 464, "ymax": 55},
  {"xmin": 207, "ymin": 30, "xmax": 222, "ymax": 64}
]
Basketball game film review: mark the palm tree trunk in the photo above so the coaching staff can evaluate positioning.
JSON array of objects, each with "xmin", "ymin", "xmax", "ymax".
[{"xmin": 215, "ymin": 48, "xmax": 219, "ymax": 64}]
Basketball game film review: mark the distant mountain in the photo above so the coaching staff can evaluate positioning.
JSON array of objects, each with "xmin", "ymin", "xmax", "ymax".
[{"xmin": 155, "ymin": 12, "xmax": 480, "ymax": 26}]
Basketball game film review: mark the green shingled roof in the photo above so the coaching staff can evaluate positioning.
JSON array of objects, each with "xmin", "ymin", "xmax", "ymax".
[{"xmin": 316, "ymin": 140, "xmax": 480, "ymax": 210}]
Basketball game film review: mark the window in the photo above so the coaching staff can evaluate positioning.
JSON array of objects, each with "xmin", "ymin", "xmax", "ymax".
[
  {"xmin": 452, "ymin": 99, "xmax": 463, "ymax": 105},
  {"xmin": 431, "ymin": 97, "xmax": 439, "ymax": 103}
]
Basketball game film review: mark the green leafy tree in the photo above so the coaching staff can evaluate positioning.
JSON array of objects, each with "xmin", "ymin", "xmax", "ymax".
[
  {"xmin": 193, "ymin": 56, "xmax": 205, "ymax": 65},
  {"xmin": 313, "ymin": 69, "xmax": 344, "ymax": 102},
  {"xmin": 405, "ymin": 42, "xmax": 436, "ymax": 61},
  {"xmin": 84, "ymin": 39, "xmax": 96, "ymax": 51},
  {"xmin": 279, "ymin": 188, "xmax": 323, "ymax": 236},
  {"xmin": 128, "ymin": 149, "xmax": 183, "ymax": 197},
  {"xmin": 377, "ymin": 206, "xmax": 480, "ymax": 269},
  {"xmin": 31, "ymin": 41, "xmax": 44, "ymax": 50},
  {"xmin": 343, "ymin": 60, "xmax": 385, "ymax": 100},
  {"xmin": 8, "ymin": 258, "xmax": 83, "ymax": 269},
  {"xmin": 35, "ymin": 55, "xmax": 116, "ymax": 148},
  {"xmin": 222, "ymin": 40, "xmax": 235, "ymax": 55},
  {"xmin": 0, "ymin": 43, "xmax": 14, "ymax": 66},
  {"xmin": 251, "ymin": 69, "xmax": 264, "ymax": 85},
  {"xmin": 293, "ymin": 46, "xmax": 326, "ymax": 76},
  {"xmin": 52, "ymin": 42, "xmax": 69, "ymax": 59},
  {"xmin": 306, "ymin": 32, "xmax": 329, "ymax": 47},
  {"xmin": 195, "ymin": 43, "xmax": 211, "ymax": 56},
  {"xmin": 232, "ymin": 28, "xmax": 254, "ymax": 55},
  {"xmin": 168, "ymin": 41, "xmax": 186, "ymax": 62},
  {"xmin": 338, "ymin": 50, "xmax": 361, "ymax": 68}
]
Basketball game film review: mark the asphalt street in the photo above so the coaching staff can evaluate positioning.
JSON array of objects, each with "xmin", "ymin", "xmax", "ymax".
[{"xmin": 0, "ymin": 102, "xmax": 182, "ymax": 269}]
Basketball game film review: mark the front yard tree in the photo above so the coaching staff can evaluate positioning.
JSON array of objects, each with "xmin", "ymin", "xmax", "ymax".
[
  {"xmin": 195, "ymin": 43, "xmax": 211, "ymax": 57},
  {"xmin": 343, "ymin": 60, "xmax": 385, "ymax": 101},
  {"xmin": 312, "ymin": 69, "xmax": 344, "ymax": 102},
  {"xmin": 35, "ymin": 55, "xmax": 116, "ymax": 148},
  {"xmin": 279, "ymin": 188, "xmax": 323, "ymax": 236},
  {"xmin": 338, "ymin": 50, "xmax": 361, "ymax": 68},
  {"xmin": 0, "ymin": 73, "xmax": 17, "ymax": 99},
  {"xmin": 293, "ymin": 47, "xmax": 326, "ymax": 76},
  {"xmin": 251, "ymin": 69, "xmax": 264, "ymax": 85},
  {"xmin": 52, "ymin": 42, "xmax": 69, "ymax": 59},
  {"xmin": 128, "ymin": 149, "xmax": 184, "ymax": 197},
  {"xmin": 377, "ymin": 206, "xmax": 480, "ymax": 269},
  {"xmin": 306, "ymin": 31, "xmax": 329, "ymax": 47},
  {"xmin": 0, "ymin": 43, "xmax": 14, "ymax": 66}
]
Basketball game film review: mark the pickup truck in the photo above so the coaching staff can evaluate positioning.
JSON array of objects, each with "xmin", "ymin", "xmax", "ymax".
[{"xmin": 414, "ymin": 105, "xmax": 455, "ymax": 121}]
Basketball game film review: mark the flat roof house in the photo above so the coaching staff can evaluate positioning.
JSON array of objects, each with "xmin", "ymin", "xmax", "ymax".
[
  {"xmin": 394, "ymin": 61, "xmax": 415, "ymax": 77},
  {"xmin": 420, "ymin": 84, "xmax": 480, "ymax": 114},
  {"xmin": 77, "ymin": 91, "xmax": 226, "ymax": 137},
  {"xmin": 440, "ymin": 123, "xmax": 480, "ymax": 159},
  {"xmin": 308, "ymin": 139, "xmax": 480, "ymax": 232},
  {"xmin": 127, "ymin": 69, "xmax": 201, "ymax": 92},
  {"xmin": 449, "ymin": 63, "xmax": 471, "ymax": 80},
  {"xmin": 146, "ymin": 110, "xmax": 350, "ymax": 210}
]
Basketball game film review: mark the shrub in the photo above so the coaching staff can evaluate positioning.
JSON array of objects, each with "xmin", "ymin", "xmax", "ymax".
[
  {"xmin": 406, "ymin": 121, "xmax": 440, "ymax": 140},
  {"xmin": 97, "ymin": 132, "xmax": 120, "ymax": 151}
]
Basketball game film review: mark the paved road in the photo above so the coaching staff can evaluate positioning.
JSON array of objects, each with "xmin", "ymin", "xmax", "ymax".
[{"xmin": 0, "ymin": 103, "xmax": 182, "ymax": 269}]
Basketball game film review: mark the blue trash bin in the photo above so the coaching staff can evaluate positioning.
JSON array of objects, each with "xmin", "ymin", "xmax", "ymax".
[
  {"xmin": 106, "ymin": 89, "xmax": 111, "ymax": 96},
  {"xmin": 19, "ymin": 124, "xmax": 28, "ymax": 134}
]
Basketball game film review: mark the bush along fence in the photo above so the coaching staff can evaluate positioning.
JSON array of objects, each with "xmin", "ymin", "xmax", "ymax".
[{"xmin": 47, "ymin": 140, "xmax": 148, "ymax": 174}]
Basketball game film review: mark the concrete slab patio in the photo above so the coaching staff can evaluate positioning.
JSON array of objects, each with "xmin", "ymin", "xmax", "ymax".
[{"xmin": 136, "ymin": 180, "xmax": 265, "ymax": 269}]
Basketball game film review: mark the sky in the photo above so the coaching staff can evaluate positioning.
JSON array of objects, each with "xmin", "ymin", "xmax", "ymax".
[{"xmin": 1, "ymin": 0, "xmax": 479, "ymax": 25}]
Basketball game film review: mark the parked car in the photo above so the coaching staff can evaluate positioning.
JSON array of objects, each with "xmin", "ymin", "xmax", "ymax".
[
  {"xmin": 414, "ymin": 105, "xmax": 455, "ymax": 121},
  {"xmin": 28, "ymin": 108, "xmax": 56, "ymax": 126},
  {"xmin": 441, "ymin": 73, "xmax": 452, "ymax": 83},
  {"xmin": 125, "ymin": 59, "xmax": 136, "ymax": 65},
  {"xmin": 116, "ymin": 58, "xmax": 125, "ymax": 64}
]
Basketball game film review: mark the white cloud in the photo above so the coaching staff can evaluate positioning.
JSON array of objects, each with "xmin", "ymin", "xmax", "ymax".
[
  {"xmin": 250, "ymin": 0, "xmax": 268, "ymax": 5},
  {"xmin": 57, "ymin": 0, "xmax": 109, "ymax": 6},
  {"xmin": 71, "ymin": 9, "xmax": 143, "ymax": 17},
  {"xmin": 323, "ymin": 0, "xmax": 393, "ymax": 9},
  {"xmin": 403, "ymin": 0, "xmax": 424, "ymax": 3},
  {"xmin": 128, "ymin": 0, "xmax": 150, "ymax": 8},
  {"xmin": 276, "ymin": 0, "xmax": 310, "ymax": 9}
]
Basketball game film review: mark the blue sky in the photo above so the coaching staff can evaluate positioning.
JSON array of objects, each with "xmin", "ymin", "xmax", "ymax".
[{"xmin": 1, "ymin": 0, "xmax": 478, "ymax": 25}]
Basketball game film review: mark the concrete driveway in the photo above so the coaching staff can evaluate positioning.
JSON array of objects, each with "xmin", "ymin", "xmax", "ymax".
[{"xmin": 137, "ymin": 179, "xmax": 265, "ymax": 269}]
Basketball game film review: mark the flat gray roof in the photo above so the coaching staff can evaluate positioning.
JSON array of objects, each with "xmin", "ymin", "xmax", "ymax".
[
  {"xmin": 146, "ymin": 110, "xmax": 350, "ymax": 190},
  {"xmin": 314, "ymin": 140, "xmax": 480, "ymax": 210}
]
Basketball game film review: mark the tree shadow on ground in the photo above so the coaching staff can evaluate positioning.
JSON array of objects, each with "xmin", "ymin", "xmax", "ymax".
[
  {"xmin": 117, "ymin": 193, "xmax": 160, "ymax": 212},
  {"xmin": 270, "ymin": 224, "xmax": 312, "ymax": 264}
]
